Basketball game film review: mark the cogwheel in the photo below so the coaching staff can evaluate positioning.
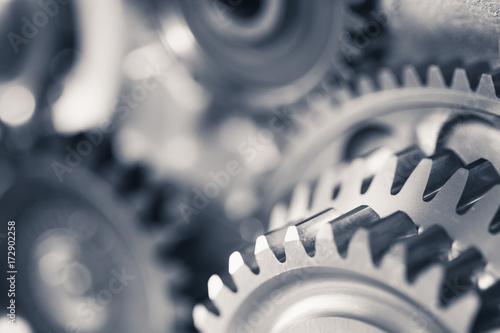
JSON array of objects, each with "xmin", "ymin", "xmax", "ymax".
[
  {"xmin": 271, "ymin": 147, "xmax": 500, "ymax": 280},
  {"xmin": 266, "ymin": 63, "xmax": 500, "ymax": 212},
  {"xmin": 0, "ymin": 135, "xmax": 188, "ymax": 332},
  {"xmin": 145, "ymin": 0, "xmax": 375, "ymax": 110},
  {"xmin": 194, "ymin": 206, "xmax": 500, "ymax": 332}
]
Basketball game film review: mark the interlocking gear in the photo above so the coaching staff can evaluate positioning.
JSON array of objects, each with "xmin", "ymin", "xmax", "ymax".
[
  {"xmin": 194, "ymin": 206, "xmax": 500, "ymax": 332},
  {"xmin": 270, "ymin": 148, "xmax": 500, "ymax": 279},
  {"xmin": 266, "ymin": 64, "xmax": 500, "ymax": 210}
]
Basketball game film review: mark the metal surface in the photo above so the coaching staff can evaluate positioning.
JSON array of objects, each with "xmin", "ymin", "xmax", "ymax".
[
  {"xmin": 0, "ymin": 137, "xmax": 187, "ymax": 332},
  {"xmin": 266, "ymin": 65, "xmax": 500, "ymax": 212},
  {"xmin": 148, "ymin": 0, "xmax": 344, "ymax": 109},
  {"xmin": 194, "ymin": 206, "xmax": 498, "ymax": 332}
]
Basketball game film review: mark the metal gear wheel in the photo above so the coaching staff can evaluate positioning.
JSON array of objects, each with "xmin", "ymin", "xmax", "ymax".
[
  {"xmin": 270, "ymin": 147, "xmax": 500, "ymax": 281},
  {"xmin": 266, "ymin": 63, "xmax": 500, "ymax": 210},
  {"xmin": 0, "ymin": 135, "xmax": 188, "ymax": 332},
  {"xmin": 146, "ymin": 0, "xmax": 376, "ymax": 110},
  {"xmin": 193, "ymin": 206, "xmax": 500, "ymax": 332}
]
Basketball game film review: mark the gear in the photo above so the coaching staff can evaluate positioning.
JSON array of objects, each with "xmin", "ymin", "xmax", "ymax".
[
  {"xmin": 270, "ymin": 147, "xmax": 500, "ymax": 279},
  {"xmin": 194, "ymin": 206, "xmax": 500, "ymax": 332},
  {"xmin": 266, "ymin": 63, "xmax": 500, "ymax": 209},
  {"xmin": 146, "ymin": 0, "xmax": 376, "ymax": 109},
  {"xmin": 0, "ymin": 135, "xmax": 188, "ymax": 332}
]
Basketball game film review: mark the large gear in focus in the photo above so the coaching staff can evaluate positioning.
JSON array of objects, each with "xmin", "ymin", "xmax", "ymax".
[
  {"xmin": 193, "ymin": 206, "xmax": 500, "ymax": 332},
  {"xmin": 270, "ymin": 148, "xmax": 500, "ymax": 280}
]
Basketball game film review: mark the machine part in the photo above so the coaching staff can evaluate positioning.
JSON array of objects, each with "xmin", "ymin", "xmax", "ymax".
[
  {"xmin": 379, "ymin": 0, "xmax": 500, "ymax": 69},
  {"xmin": 51, "ymin": 0, "xmax": 125, "ymax": 133},
  {"xmin": 0, "ymin": 0, "xmax": 61, "ymax": 131},
  {"xmin": 148, "ymin": 0, "xmax": 350, "ymax": 109},
  {"xmin": 194, "ymin": 206, "xmax": 500, "ymax": 332},
  {"xmin": 0, "ymin": 136, "xmax": 188, "ymax": 332},
  {"xmin": 266, "ymin": 64, "xmax": 500, "ymax": 212},
  {"xmin": 270, "ymin": 147, "xmax": 500, "ymax": 279}
]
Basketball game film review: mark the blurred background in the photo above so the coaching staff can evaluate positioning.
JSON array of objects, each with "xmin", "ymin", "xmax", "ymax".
[{"xmin": 0, "ymin": 0, "xmax": 500, "ymax": 332}]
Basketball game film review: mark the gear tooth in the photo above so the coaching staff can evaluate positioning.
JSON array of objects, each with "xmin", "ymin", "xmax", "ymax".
[
  {"xmin": 368, "ymin": 154, "xmax": 398, "ymax": 195},
  {"xmin": 284, "ymin": 225, "xmax": 300, "ymax": 243},
  {"xmin": 228, "ymin": 251, "xmax": 254, "ymax": 284},
  {"xmin": 193, "ymin": 304, "xmax": 216, "ymax": 332},
  {"xmin": 269, "ymin": 203, "xmax": 288, "ymax": 231},
  {"xmin": 208, "ymin": 274, "xmax": 234, "ymax": 308},
  {"xmin": 451, "ymin": 68, "xmax": 472, "ymax": 92},
  {"xmin": 357, "ymin": 74, "xmax": 376, "ymax": 95},
  {"xmin": 313, "ymin": 223, "xmax": 341, "ymax": 262},
  {"xmin": 254, "ymin": 235, "xmax": 280, "ymax": 267},
  {"xmin": 338, "ymin": 158, "xmax": 366, "ymax": 200},
  {"xmin": 441, "ymin": 292, "xmax": 480, "ymax": 333},
  {"xmin": 287, "ymin": 182, "xmax": 311, "ymax": 222},
  {"xmin": 463, "ymin": 185, "xmax": 500, "ymax": 229},
  {"xmin": 402, "ymin": 65, "xmax": 422, "ymax": 87},
  {"xmin": 380, "ymin": 242, "xmax": 407, "ymax": 282},
  {"xmin": 311, "ymin": 167, "xmax": 336, "ymax": 213},
  {"xmin": 315, "ymin": 223, "xmax": 341, "ymax": 262},
  {"xmin": 228, "ymin": 251, "xmax": 245, "ymax": 275},
  {"xmin": 283, "ymin": 225, "xmax": 309, "ymax": 261},
  {"xmin": 432, "ymin": 168, "xmax": 469, "ymax": 207},
  {"xmin": 399, "ymin": 158, "xmax": 432, "ymax": 198},
  {"xmin": 332, "ymin": 85, "xmax": 355, "ymax": 103},
  {"xmin": 254, "ymin": 235, "xmax": 271, "ymax": 254},
  {"xmin": 346, "ymin": 229, "xmax": 373, "ymax": 267},
  {"xmin": 378, "ymin": 68, "xmax": 398, "ymax": 90},
  {"xmin": 476, "ymin": 74, "xmax": 497, "ymax": 98},
  {"xmin": 316, "ymin": 221, "xmax": 335, "ymax": 243},
  {"xmin": 411, "ymin": 265, "xmax": 445, "ymax": 304},
  {"xmin": 427, "ymin": 65, "xmax": 446, "ymax": 88}
]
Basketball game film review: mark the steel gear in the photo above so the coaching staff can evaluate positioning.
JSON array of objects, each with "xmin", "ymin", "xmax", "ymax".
[
  {"xmin": 271, "ymin": 147, "xmax": 500, "ymax": 278},
  {"xmin": 0, "ymin": 135, "xmax": 189, "ymax": 332},
  {"xmin": 266, "ymin": 63, "xmax": 500, "ymax": 210},
  {"xmin": 145, "ymin": 0, "xmax": 376, "ymax": 110},
  {"xmin": 194, "ymin": 206, "xmax": 500, "ymax": 332}
]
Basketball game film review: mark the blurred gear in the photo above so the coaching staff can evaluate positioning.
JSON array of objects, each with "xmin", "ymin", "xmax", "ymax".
[
  {"xmin": 266, "ymin": 64, "xmax": 500, "ymax": 212},
  {"xmin": 147, "ymin": 0, "xmax": 362, "ymax": 109},
  {"xmin": 0, "ymin": 0, "xmax": 66, "ymax": 140},
  {"xmin": 194, "ymin": 206, "xmax": 500, "ymax": 332},
  {"xmin": 51, "ymin": 0, "xmax": 126, "ymax": 134},
  {"xmin": 0, "ymin": 135, "xmax": 188, "ymax": 332}
]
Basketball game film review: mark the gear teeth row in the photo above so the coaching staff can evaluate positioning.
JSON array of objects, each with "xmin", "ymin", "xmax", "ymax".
[
  {"xmin": 348, "ymin": 64, "xmax": 500, "ymax": 100},
  {"xmin": 269, "ymin": 63, "xmax": 500, "ymax": 210},
  {"xmin": 195, "ymin": 207, "xmax": 497, "ymax": 332},
  {"xmin": 273, "ymin": 148, "xmax": 500, "ymax": 278}
]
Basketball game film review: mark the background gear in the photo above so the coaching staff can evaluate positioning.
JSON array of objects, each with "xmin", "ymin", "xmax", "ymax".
[
  {"xmin": 264, "ymin": 64, "xmax": 500, "ymax": 217},
  {"xmin": 0, "ymin": 135, "xmax": 189, "ymax": 332}
]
